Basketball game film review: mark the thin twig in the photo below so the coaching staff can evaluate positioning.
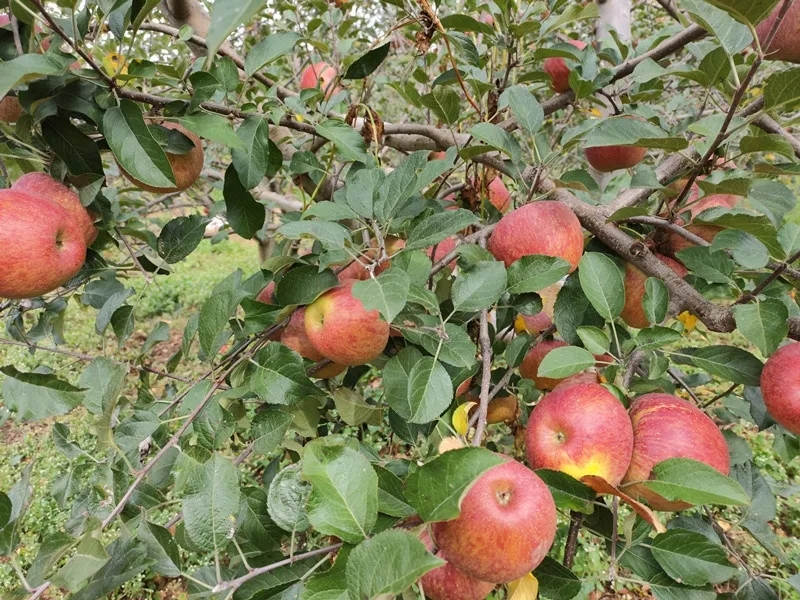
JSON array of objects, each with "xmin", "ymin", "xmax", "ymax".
[
  {"xmin": 736, "ymin": 248, "xmax": 800, "ymax": 305},
  {"xmin": 472, "ymin": 307, "xmax": 493, "ymax": 447},
  {"xmin": 563, "ymin": 512, "xmax": 584, "ymax": 569}
]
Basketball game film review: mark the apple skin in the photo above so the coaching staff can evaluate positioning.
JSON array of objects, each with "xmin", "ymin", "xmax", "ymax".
[
  {"xmin": 756, "ymin": 2, "xmax": 800, "ymax": 63},
  {"xmin": 256, "ymin": 281, "xmax": 276, "ymax": 304},
  {"xmin": 281, "ymin": 308, "xmax": 346, "ymax": 378},
  {"xmin": 0, "ymin": 189, "xmax": 87, "ymax": 299},
  {"xmin": 428, "ymin": 236, "xmax": 458, "ymax": 271},
  {"xmin": 299, "ymin": 61, "xmax": 340, "ymax": 98},
  {"xmin": 337, "ymin": 236, "xmax": 406, "ymax": 282},
  {"xmin": 620, "ymin": 254, "xmax": 688, "ymax": 329},
  {"xmin": 475, "ymin": 177, "xmax": 511, "ymax": 213},
  {"xmin": 526, "ymin": 382, "xmax": 633, "ymax": 488},
  {"xmin": 514, "ymin": 282, "xmax": 561, "ymax": 336},
  {"xmin": 432, "ymin": 459, "xmax": 557, "ymax": 584},
  {"xmin": 584, "ymin": 143, "xmax": 647, "ymax": 173},
  {"xmin": 418, "ymin": 529, "xmax": 495, "ymax": 600},
  {"xmin": 464, "ymin": 391, "xmax": 520, "ymax": 425},
  {"xmin": 664, "ymin": 223, "xmax": 723, "ymax": 256},
  {"xmin": 304, "ymin": 283, "xmax": 389, "ymax": 366},
  {"xmin": 622, "ymin": 393, "xmax": 730, "ymax": 511},
  {"xmin": 13, "ymin": 172, "xmax": 97, "ymax": 245},
  {"xmin": 543, "ymin": 39, "xmax": 586, "ymax": 93},
  {"xmin": 0, "ymin": 95, "xmax": 22, "ymax": 123},
  {"xmin": 120, "ymin": 122, "xmax": 204, "ymax": 193},
  {"xmin": 519, "ymin": 340, "xmax": 570, "ymax": 390},
  {"xmin": 488, "ymin": 201, "xmax": 584, "ymax": 271},
  {"xmin": 760, "ymin": 342, "xmax": 800, "ymax": 435}
]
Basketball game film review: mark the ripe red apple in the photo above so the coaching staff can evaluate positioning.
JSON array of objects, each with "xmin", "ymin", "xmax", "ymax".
[
  {"xmin": 304, "ymin": 282, "xmax": 389, "ymax": 365},
  {"xmin": 620, "ymin": 254, "xmax": 688, "ymax": 329},
  {"xmin": 488, "ymin": 201, "xmax": 584, "ymax": 270},
  {"xmin": 472, "ymin": 176, "xmax": 511, "ymax": 213},
  {"xmin": 256, "ymin": 281, "xmax": 276, "ymax": 304},
  {"xmin": 418, "ymin": 529, "xmax": 495, "ymax": 600},
  {"xmin": 299, "ymin": 61, "xmax": 340, "ymax": 98},
  {"xmin": 119, "ymin": 122, "xmax": 204, "ymax": 193},
  {"xmin": 432, "ymin": 459, "xmax": 557, "ymax": 583},
  {"xmin": 513, "ymin": 282, "xmax": 561, "ymax": 336},
  {"xmin": 756, "ymin": 2, "xmax": 800, "ymax": 62},
  {"xmin": 526, "ymin": 383, "xmax": 633, "ymax": 488},
  {"xmin": 760, "ymin": 341, "xmax": 800, "ymax": 435},
  {"xmin": 664, "ymin": 223, "xmax": 723, "ymax": 256},
  {"xmin": 683, "ymin": 193, "xmax": 739, "ymax": 220},
  {"xmin": 0, "ymin": 190, "xmax": 87, "ymax": 299},
  {"xmin": 622, "ymin": 393, "xmax": 730, "ymax": 511},
  {"xmin": 543, "ymin": 39, "xmax": 586, "ymax": 93},
  {"xmin": 552, "ymin": 370, "xmax": 600, "ymax": 391},
  {"xmin": 428, "ymin": 236, "xmax": 458, "ymax": 271},
  {"xmin": 281, "ymin": 308, "xmax": 346, "ymax": 378},
  {"xmin": 584, "ymin": 141, "xmax": 647, "ymax": 172},
  {"xmin": 519, "ymin": 340, "xmax": 570, "ymax": 390},
  {"xmin": 13, "ymin": 172, "xmax": 97, "ymax": 245}
]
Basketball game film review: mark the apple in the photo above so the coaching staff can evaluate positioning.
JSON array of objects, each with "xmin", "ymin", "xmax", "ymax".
[
  {"xmin": 756, "ymin": 2, "xmax": 800, "ymax": 63},
  {"xmin": 0, "ymin": 189, "xmax": 87, "ymax": 299},
  {"xmin": 304, "ymin": 282, "xmax": 389, "ymax": 365},
  {"xmin": 519, "ymin": 340, "xmax": 572, "ymax": 390},
  {"xmin": 0, "ymin": 96, "xmax": 22, "ymax": 123},
  {"xmin": 488, "ymin": 201, "xmax": 584, "ymax": 270},
  {"xmin": 299, "ymin": 61, "xmax": 340, "ymax": 98},
  {"xmin": 543, "ymin": 40, "xmax": 586, "ymax": 93},
  {"xmin": 464, "ymin": 391, "xmax": 520, "ymax": 425},
  {"xmin": 622, "ymin": 393, "xmax": 730, "ymax": 511},
  {"xmin": 514, "ymin": 282, "xmax": 561, "ymax": 336},
  {"xmin": 432, "ymin": 459, "xmax": 557, "ymax": 583},
  {"xmin": 13, "ymin": 172, "xmax": 97, "ymax": 245},
  {"xmin": 552, "ymin": 370, "xmax": 601, "ymax": 391},
  {"xmin": 428, "ymin": 236, "xmax": 458, "ymax": 271},
  {"xmin": 418, "ymin": 529, "xmax": 495, "ymax": 600},
  {"xmin": 337, "ymin": 236, "xmax": 405, "ymax": 282},
  {"xmin": 584, "ymin": 141, "xmax": 647, "ymax": 173},
  {"xmin": 256, "ymin": 281, "xmax": 276, "ymax": 304},
  {"xmin": 664, "ymin": 223, "xmax": 723, "ymax": 256},
  {"xmin": 526, "ymin": 382, "xmax": 633, "ymax": 488},
  {"xmin": 620, "ymin": 253, "xmax": 688, "ymax": 329},
  {"xmin": 281, "ymin": 308, "xmax": 346, "ymax": 378},
  {"xmin": 683, "ymin": 193, "xmax": 739, "ymax": 220},
  {"xmin": 472, "ymin": 176, "xmax": 511, "ymax": 213},
  {"xmin": 760, "ymin": 341, "xmax": 800, "ymax": 435},
  {"xmin": 119, "ymin": 122, "xmax": 204, "ymax": 193}
]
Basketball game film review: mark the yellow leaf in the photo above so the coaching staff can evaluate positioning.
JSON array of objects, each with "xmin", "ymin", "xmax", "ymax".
[
  {"xmin": 294, "ymin": 113, "xmax": 305, "ymax": 123},
  {"xmin": 101, "ymin": 52, "xmax": 127, "ymax": 76},
  {"xmin": 452, "ymin": 401, "xmax": 476, "ymax": 436},
  {"xmin": 677, "ymin": 311, "xmax": 698, "ymax": 333},
  {"xmin": 508, "ymin": 573, "xmax": 539, "ymax": 600}
]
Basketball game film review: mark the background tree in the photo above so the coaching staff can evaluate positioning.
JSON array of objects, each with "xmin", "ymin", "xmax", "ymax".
[{"xmin": 0, "ymin": 0, "xmax": 799, "ymax": 599}]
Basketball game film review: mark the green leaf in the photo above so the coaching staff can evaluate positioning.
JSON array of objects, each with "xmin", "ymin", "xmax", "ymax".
[
  {"xmin": 534, "ymin": 556, "xmax": 583, "ymax": 600},
  {"xmin": 198, "ymin": 290, "xmax": 237, "ymax": 358},
  {"xmin": 683, "ymin": 0, "xmax": 753, "ymax": 55},
  {"xmin": 244, "ymin": 32, "xmax": 302, "ymax": 76},
  {"xmin": 268, "ymin": 463, "xmax": 310, "ymax": 533},
  {"xmin": 51, "ymin": 534, "xmax": 109, "ymax": 592},
  {"xmin": 71, "ymin": 536, "xmax": 154, "ymax": 600},
  {"xmin": 104, "ymin": 100, "xmax": 175, "ymax": 189},
  {"xmin": 579, "ymin": 253, "xmax": 625, "ymax": 320},
  {"xmin": 302, "ymin": 438, "xmax": 379, "ymax": 544},
  {"xmin": 535, "ymin": 470, "xmax": 596, "ymax": 514},
  {"xmin": 375, "ymin": 466, "xmax": 415, "ymax": 518},
  {"xmin": 182, "ymin": 455, "xmax": 241, "ymax": 551},
  {"xmin": 405, "ymin": 447, "xmax": 504, "ymax": 522},
  {"xmin": 749, "ymin": 180, "xmax": 796, "ymax": 228},
  {"xmin": 733, "ymin": 577, "xmax": 779, "ymax": 600},
  {"xmin": 157, "ymin": 215, "xmax": 209, "ymax": 264},
  {"xmin": 232, "ymin": 115, "xmax": 271, "ymax": 190},
  {"xmin": 41, "ymin": 117, "xmax": 104, "ymax": 176},
  {"xmin": 316, "ymin": 119, "xmax": 371, "ymax": 163},
  {"xmin": 274, "ymin": 265, "xmax": 338, "ymax": 306},
  {"xmin": 352, "ymin": 269, "xmax": 410, "ymax": 322},
  {"xmin": 0, "ymin": 367, "xmax": 84, "ymax": 422},
  {"xmin": 643, "ymin": 278, "xmax": 670, "ymax": 326},
  {"xmin": 344, "ymin": 167, "xmax": 382, "ymax": 218},
  {"xmin": 343, "ymin": 43, "xmax": 390, "ymax": 79},
  {"xmin": 251, "ymin": 409, "xmax": 294, "ymax": 454},
  {"xmin": 675, "ymin": 246, "xmax": 734, "ymax": 283},
  {"xmin": 0, "ymin": 53, "xmax": 74, "ymax": 99},
  {"xmin": 137, "ymin": 522, "xmax": 181, "ymax": 578},
  {"xmin": 401, "ymin": 319, "xmax": 477, "ymax": 368},
  {"xmin": 26, "ymin": 532, "xmax": 75, "ymax": 587},
  {"xmin": 576, "ymin": 327, "xmax": 610, "ymax": 355},
  {"xmin": 223, "ymin": 164, "xmax": 265, "ymax": 239},
  {"xmin": 420, "ymin": 87, "xmax": 461, "ymax": 124},
  {"xmin": 677, "ymin": 345, "xmax": 763, "ymax": 386},
  {"xmin": 710, "ymin": 229, "xmax": 770, "ymax": 270},
  {"xmin": 733, "ymin": 300, "xmax": 789, "ymax": 357},
  {"xmin": 506, "ymin": 255, "xmax": 571, "ymax": 294},
  {"xmin": 0, "ymin": 494, "xmax": 10, "ymax": 529},
  {"xmin": 345, "ymin": 530, "xmax": 443, "ymax": 600},
  {"xmin": 636, "ymin": 326, "xmax": 683, "ymax": 350},
  {"xmin": 178, "ymin": 112, "xmax": 244, "ymax": 149},
  {"xmin": 278, "ymin": 220, "xmax": 350, "ymax": 249},
  {"xmin": 648, "ymin": 571, "xmax": 716, "ymax": 600},
  {"xmin": 651, "ymin": 529, "xmax": 739, "ymax": 586},
  {"xmin": 583, "ymin": 116, "xmax": 687, "ymax": 151},
  {"xmin": 764, "ymin": 67, "xmax": 800, "ymax": 109},
  {"xmin": 406, "ymin": 209, "xmax": 478, "ymax": 250},
  {"xmin": 470, "ymin": 122, "xmax": 522, "ymax": 163},
  {"xmin": 643, "ymin": 458, "xmax": 750, "ymax": 506},
  {"xmin": 451, "ymin": 261, "xmax": 507, "ymax": 312},
  {"xmin": 247, "ymin": 344, "xmax": 324, "ymax": 405},
  {"xmin": 504, "ymin": 85, "xmax": 544, "ymax": 135},
  {"xmin": 205, "ymin": 0, "xmax": 264, "ymax": 61},
  {"xmin": 706, "ymin": 0, "xmax": 779, "ymax": 25},
  {"xmin": 506, "ymin": 333, "xmax": 534, "ymax": 368},
  {"xmin": 333, "ymin": 389, "xmax": 384, "ymax": 427},
  {"xmin": 384, "ymin": 349, "xmax": 452, "ymax": 423},
  {"xmin": 554, "ymin": 272, "xmax": 605, "ymax": 345},
  {"xmin": 537, "ymin": 345, "xmax": 596, "ymax": 378}
]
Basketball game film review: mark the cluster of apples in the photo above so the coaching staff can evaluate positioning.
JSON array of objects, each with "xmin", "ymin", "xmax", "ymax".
[{"xmin": 0, "ymin": 173, "xmax": 97, "ymax": 299}]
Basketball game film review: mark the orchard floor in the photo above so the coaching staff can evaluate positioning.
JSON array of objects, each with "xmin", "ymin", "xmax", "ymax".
[{"xmin": 0, "ymin": 238, "xmax": 798, "ymax": 599}]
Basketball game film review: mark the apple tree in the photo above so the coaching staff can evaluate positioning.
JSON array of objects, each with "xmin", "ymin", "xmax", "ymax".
[{"xmin": 0, "ymin": 0, "xmax": 799, "ymax": 598}]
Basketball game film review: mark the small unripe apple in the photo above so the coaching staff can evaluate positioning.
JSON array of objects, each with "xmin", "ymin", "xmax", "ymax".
[
  {"xmin": 543, "ymin": 40, "xmax": 586, "ymax": 93},
  {"xmin": 622, "ymin": 393, "xmax": 730, "ymax": 511},
  {"xmin": 519, "ymin": 340, "xmax": 569, "ymax": 390},
  {"xmin": 432, "ymin": 459, "xmax": 557, "ymax": 583},
  {"xmin": 418, "ymin": 529, "xmax": 495, "ymax": 600},
  {"xmin": 620, "ymin": 254, "xmax": 687, "ymax": 329},
  {"xmin": 299, "ymin": 61, "xmax": 340, "ymax": 98},
  {"xmin": 119, "ymin": 122, "xmax": 204, "ymax": 193},
  {"xmin": 488, "ymin": 201, "xmax": 584, "ymax": 270},
  {"xmin": 756, "ymin": 2, "xmax": 800, "ymax": 63},
  {"xmin": 526, "ymin": 382, "xmax": 633, "ymax": 488},
  {"xmin": 760, "ymin": 342, "xmax": 800, "ymax": 435},
  {"xmin": 0, "ymin": 190, "xmax": 87, "ymax": 299},
  {"xmin": 304, "ymin": 282, "xmax": 389, "ymax": 365}
]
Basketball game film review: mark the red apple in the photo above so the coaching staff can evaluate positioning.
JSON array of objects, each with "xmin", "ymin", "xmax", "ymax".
[
  {"xmin": 620, "ymin": 254, "xmax": 688, "ymax": 329},
  {"xmin": 664, "ymin": 223, "xmax": 723, "ymax": 256},
  {"xmin": 526, "ymin": 383, "xmax": 633, "ymax": 488},
  {"xmin": 683, "ymin": 193, "xmax": 739, "ymax": 220},
  {"xmin": 760, "ymin": 341, "xmax": 800, "ymax": 435},
  {"xmin": 13, "ymin": 173, "xmax": 97, "ymax": 245},
  {"xmin": 513, "ymin": 282, "xmax": 561, "ymax": 336},
  {"xmin": 299, "ymin": 61, "xmax": 340, "ymax": 98},
  {"xmin": 543, "ymin": 40, "xmax": 586, "ymax": 93},
  {"xmin": 432, "ymin": 459, "xmax": 557, "ymax": 583},
  {"xmin": 519, "ymin": 340, "xmax": 570, "ymax": 390},
  {"xmin": 256, "ymin": 281, "xmax": 276, "ymax": 304},
  {"xmin": 428, "ymin": 236, "xmax": 458, "ymax": 271},
  {"xmin": 488, "ymin": 201, "xmax": 584, "ymax": 270},
  {"xmin": 0, "ymin": 189, "xmax": 87, "ymax": 299},
  {"xmin": 622, "ymin": 393, "xmax": 730, "ymax": 511},
  {"xmin": 304, "ymin": 282, "xmax": 389, "ymax": 365},
  {"xmin": 584, "ymin": 143, "xmax": 647, "ymax": 173},
  {"xmin": 756, "ymin": 2, "xmax": 800, "ymax": 63},
  {"xmin": 551, "ymin": 370, "xmax": 601, "ymax": 392},
  {"xmin": 281, "ymin": 308, "xmax": 346, "ymax": 378},
  {"xmin": 418, "ymin": 529, "xmax": 495, "ymax": 600}
]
